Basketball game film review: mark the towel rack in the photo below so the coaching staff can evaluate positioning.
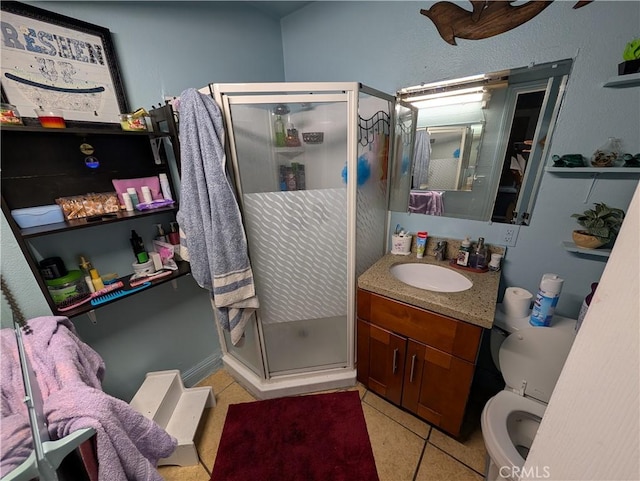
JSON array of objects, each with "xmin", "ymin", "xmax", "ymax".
[{"xmin": 358, "ymin": 110, "xmax": 390, "ymax": 147}]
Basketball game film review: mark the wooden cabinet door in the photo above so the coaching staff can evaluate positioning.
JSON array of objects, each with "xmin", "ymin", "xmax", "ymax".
[
  {"xmin": 409, "ymin": 341, "xmax": 475, "ymax": 437},
  {"xmin": 357, "ymin": 319, "xmax": 406, "ymax": 405},
  {"xmin": 401, "ymin": 339, "xmax": 426, "ymax": 413}
]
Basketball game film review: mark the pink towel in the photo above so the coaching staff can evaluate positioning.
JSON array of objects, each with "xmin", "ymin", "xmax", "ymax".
[{"xmin": 0, "ymin": 317, "xmax": 176, "ymax": 480}]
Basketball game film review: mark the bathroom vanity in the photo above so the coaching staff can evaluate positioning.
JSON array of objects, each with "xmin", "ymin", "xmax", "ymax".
[{"xmin": 357, "ymin": 241, "xmax": 501, "ymax": 437}]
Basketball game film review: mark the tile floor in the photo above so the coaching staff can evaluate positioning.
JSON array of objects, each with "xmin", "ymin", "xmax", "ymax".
[{"xmin": 158, "ymin": 369, "xmax": 489, "ymax": 481}]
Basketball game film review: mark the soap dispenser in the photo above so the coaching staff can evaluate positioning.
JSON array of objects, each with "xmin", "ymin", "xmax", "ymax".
[
  {"xmin": 471, "ymin": 237, "xmax": 488, "ymax": 269},
  {"xmin": 456, "ymin": 237, "xmax": 472, "ymax": 267}
]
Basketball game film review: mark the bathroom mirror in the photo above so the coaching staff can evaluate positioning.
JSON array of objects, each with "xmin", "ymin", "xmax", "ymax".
[
  {"xmin": 415, "ymin": 123, "xmax": 484, "ymax": 192},
  {"xmin": 398, "ymin": 58, "xmax": 573, "ymax": 224}
]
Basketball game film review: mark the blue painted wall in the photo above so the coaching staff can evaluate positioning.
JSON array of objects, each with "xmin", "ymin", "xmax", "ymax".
[
  {"xmin": 1, "ymin": 1, "xmax": 286, "ymax": 400},
  {"xmin": 2, "ymin": 1, "xmax": 638, "ymax": 400},
  {"xmin": 281, "ymin": 1, "xmax": 640, "ymax": 318}
]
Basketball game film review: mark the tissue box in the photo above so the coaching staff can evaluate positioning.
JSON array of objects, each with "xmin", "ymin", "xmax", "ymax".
[{"xmin": 11, "ymin": 205, "xmax": 65, "ymax": 228}]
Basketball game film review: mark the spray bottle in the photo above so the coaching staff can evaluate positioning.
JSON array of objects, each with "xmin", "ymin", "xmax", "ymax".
[{"xmin": 530, "ymin": 273, "xmax": 564, "ymax": 327}]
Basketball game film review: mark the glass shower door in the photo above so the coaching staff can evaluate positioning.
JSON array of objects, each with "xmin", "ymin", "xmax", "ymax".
[{"xmin": 223, "ymin": 94, "xmax": 350, "ymax": 377}]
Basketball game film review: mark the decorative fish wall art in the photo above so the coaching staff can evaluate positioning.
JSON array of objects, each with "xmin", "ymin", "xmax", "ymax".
[{"xmin": 421, "ymin": 1, "xmax": 593, "ymax": 46}]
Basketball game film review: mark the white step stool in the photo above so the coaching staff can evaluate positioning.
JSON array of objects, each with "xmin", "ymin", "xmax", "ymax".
[{"xmin": 129, "ymin": 370, "xmax": 215, "ymax": 466}]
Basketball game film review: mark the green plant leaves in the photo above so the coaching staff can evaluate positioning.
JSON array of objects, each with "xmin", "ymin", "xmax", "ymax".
[{"xmin": 572, "ymin": 202, "xmax": 625, "ymax": 244}]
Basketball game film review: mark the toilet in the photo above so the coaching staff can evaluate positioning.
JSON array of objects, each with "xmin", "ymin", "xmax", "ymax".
[{"xmin": 481, "ymin": 304, "xmax": 577, "ymax": 481}]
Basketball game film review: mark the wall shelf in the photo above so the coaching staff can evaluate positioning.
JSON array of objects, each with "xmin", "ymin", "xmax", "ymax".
[
  {"xmin": 602, "ymin": 72, "xmax": 640, "ymax": 88},
  {"xmin": 19, "ymin": 205, "xmax": 177, "ymax": 238},
  {"xmin": 562, "ymin": 241, "xmax": 611, "ymax": 258},
  {"xmin": 546, "ymin": 166, "xmax": 640, "ymax": 174},
  {"xmin": 57, "ymin": 261, "xmax": 191, "ymax": 318},
  {"xmin": 1, "ymin": 106, "xmax": 183, "ymax": 316},
  {"xmin": 273, "ymin": 146, "xmax": 305, "ymax": 158}
]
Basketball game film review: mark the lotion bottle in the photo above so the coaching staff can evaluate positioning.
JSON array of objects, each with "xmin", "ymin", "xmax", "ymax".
[
  {"xmin": 90, "ymin": 269, "xmax": 104, "ymax": 291},
  {"xmin": 159, "ymin": 173, "xmax": 173, "ymax": 201},
  {"xmin": 456, "ymin": 237, "xmax": 471, "ymax": 267},
  {"xmin": 130, "ymin": 230, "xmax": 149, "ymax": 263}
]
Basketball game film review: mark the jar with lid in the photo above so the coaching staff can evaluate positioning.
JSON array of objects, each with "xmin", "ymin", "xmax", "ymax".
[
  {"xmin": 1, "ymin": 103, "xmax": 23, "ymax": 125},
  {"xmin": 591, "ymin": 137, "xmax": 622, "ymax": 167},
  {"xmin": 45, "ymin": 270, "xmax": 89, "ymax": 306}
]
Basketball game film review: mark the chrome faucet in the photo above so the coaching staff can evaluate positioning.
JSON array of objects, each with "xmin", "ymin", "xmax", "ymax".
[{"xmin": 434, "ymin": 241, "xmax": 447, "ymax": 261}]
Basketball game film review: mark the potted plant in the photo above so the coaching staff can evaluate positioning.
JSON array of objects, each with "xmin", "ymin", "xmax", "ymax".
[{"xmin": 571, "ymin": 202, "xmax": 625, "ymax": 249}]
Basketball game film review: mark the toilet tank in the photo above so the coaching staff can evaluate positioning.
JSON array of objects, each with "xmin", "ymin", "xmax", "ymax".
[{"xmin": 490, "ymin": 303, "xmax": 577, "ymax": 371}]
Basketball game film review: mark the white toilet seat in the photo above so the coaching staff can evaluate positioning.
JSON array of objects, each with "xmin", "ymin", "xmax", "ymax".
[{"xmin": 481, "ymin": 390, "xmax": 546, "ymax": 476}]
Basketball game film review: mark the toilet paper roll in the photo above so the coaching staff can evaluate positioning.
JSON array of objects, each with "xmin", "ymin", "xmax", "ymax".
[{"xmin": 503, "ymin": 287, "xmax": 533, "ymax": 318}]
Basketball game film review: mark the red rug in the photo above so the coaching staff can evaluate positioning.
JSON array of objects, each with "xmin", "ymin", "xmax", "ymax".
[{"xmin": 210, "ymin": 390, "xmax": 379, "ymax": 481}]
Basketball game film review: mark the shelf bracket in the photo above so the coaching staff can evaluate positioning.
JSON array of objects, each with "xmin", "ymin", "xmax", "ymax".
[
  {"xmin": 584, "ymin": 172, "xmax": 599, "ymax": 203},
  {"xmin": 87, "ymin": 310, "xmax": 97, "ymax": 325},
  {"xmin": 150, "ymin": 137, "xmax": 164, "ymax": 165}
]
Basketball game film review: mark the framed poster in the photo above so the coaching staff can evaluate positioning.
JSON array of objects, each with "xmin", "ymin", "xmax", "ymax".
[{"xmin": 0, "ymin": 1, "xmax": 129, "ymax": 123}]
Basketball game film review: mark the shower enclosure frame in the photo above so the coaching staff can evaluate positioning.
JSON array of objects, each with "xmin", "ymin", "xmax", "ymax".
[{"xmin": 205, "ymin": 82, "xmax": 396, "ymax": 399}]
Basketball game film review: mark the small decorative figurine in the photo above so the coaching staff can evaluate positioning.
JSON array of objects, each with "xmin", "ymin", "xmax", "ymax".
[{"xmin": 552, "ymin": 154, "xmax": 585, "ymax": 168}]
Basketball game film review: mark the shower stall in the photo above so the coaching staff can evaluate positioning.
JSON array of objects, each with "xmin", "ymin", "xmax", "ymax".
[{"xmin": 205, "ymin": 82, "xmax": 414, "ymax": 398}]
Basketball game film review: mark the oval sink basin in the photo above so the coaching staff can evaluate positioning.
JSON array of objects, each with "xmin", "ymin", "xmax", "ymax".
[{"xmin": 389, "ymin": 263, "xmax": 473, "ymax": 293}]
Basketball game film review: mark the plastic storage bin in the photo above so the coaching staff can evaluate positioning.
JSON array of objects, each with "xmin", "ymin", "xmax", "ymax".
[{"xmin": 11, "ymin": 205, "xmax": 65, "ymax": 228}]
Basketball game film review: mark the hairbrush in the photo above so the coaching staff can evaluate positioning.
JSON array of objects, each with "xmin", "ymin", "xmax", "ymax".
[{"xmin": 57, "ymin": 292, "xmax": 92, "ymax": 312}]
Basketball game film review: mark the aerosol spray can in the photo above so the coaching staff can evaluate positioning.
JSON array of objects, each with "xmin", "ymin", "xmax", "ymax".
[{"xmin": 530, "ymin": 274, "xmax": 564, "ymax": 327}]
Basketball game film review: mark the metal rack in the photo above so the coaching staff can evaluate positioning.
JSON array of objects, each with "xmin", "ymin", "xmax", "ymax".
[{"xmin": 358, "ymin": 110, "xmax": 390, "ymax": 147}]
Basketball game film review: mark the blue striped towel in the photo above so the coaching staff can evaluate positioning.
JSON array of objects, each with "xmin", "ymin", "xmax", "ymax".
[{"xmin": 176, "ymin": 88, "xmax": 258, "ymax": 345}]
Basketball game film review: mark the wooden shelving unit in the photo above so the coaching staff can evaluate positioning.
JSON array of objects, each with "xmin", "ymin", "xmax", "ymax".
[{"xmin": 1, "ymin": 107, "xmax": 185, "ymax": 317}]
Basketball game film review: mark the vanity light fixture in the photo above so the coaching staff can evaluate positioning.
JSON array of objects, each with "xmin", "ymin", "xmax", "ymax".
[
  {"xmin": 406, "ymin": 86, "xmax": 486, "ymax": 103},
  {"xmin": 410, "ymin": 90, "xmax": 491, "ymax": 109},
  {"xmin": 399, "ymin": 74, "xmax": 486, "ymax": 94}
]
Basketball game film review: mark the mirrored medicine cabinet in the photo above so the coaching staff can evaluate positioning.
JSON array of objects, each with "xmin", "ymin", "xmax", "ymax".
[{"xmin": 397, "ymin": 58, "xmax": 573, "ymax": 225}]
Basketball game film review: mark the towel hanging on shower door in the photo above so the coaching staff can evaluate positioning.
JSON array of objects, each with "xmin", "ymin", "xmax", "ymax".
[{"xmin": 176, "ymin": 88, "xmax": 259, "ymax": 345}]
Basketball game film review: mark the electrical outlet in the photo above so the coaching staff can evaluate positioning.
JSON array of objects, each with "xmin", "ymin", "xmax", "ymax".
[{"xmin": 501, "ymin": 225, "xmax": 520, "ymax": 247}]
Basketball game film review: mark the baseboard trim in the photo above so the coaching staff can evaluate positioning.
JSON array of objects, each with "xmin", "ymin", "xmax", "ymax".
[
  {"xmin": 222, "ymin": 354, "xmax": 356, "ymax": 400},
  {"xmin": 182, "ymin": 353, "xmax": 222, "ymax": 387}
]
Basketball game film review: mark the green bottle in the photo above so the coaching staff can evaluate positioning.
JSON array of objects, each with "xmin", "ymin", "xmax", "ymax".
[{"xmin": 274, "ymin": 115, "xmax": 285, "ymax": 147}]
